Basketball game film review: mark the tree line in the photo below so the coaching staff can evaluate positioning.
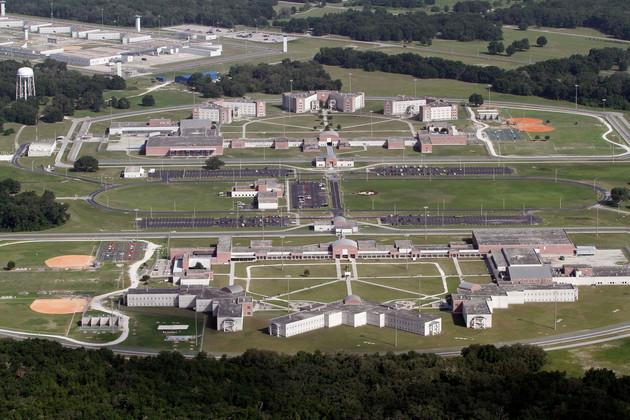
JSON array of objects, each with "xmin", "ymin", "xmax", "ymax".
[
  {"xmin": 277, "ymin": 9, "xmax": 502, "ymax": 43},
  {"xmin": 0, "ymin": 340, "xmax": 628, "ymax": 418},
  {"xmin": 13, "ymin": 0, "xmax": 277, "ymax": 28},
  {"xmin": 490, "ymin": 0, "xmax": 630, "ymax": 41},
  {"xmin": 0, "ymin": 179, "xmax": 69, "ymax": 231},
  {"xmin": 0, "ymin": 60, "xmax": 126, "ymax": 128},
  {"xmin": 187, "ymin": 59, "xmax": 342, "ymax": 97},
  {"xmin": 315, "ymin": 46, "xmax": 630, "ymax": 109}
]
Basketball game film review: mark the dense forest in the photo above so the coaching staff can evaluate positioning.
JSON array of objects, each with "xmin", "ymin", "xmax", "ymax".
[
  {"xmin": 349, "ymin": 0, "xmax": 434, "ymax": 8},
  {"xmin": 13, "ymin": 0, "xmax": 277, "ymax": 28},
  {"xmin": 278, "ymin": 9, "xmax": 502, "ymax": 43},
  {"xmin": 0, "ymin": 60, "xmax": 125, "ymax": 127},
  {"xmin": 0, "ymin": 340, "xmax": 628, "ymax": 418},
  {"xmin": 315, "ymin": 47, "xmax": 630, "ymax": 109},
  {"xmin": 0, "ymin": 179, "xmax": 69, "ymax": 231},
  {"xmin": 491, "ymin": 0, "xmax": 630, "ymax": 41},
  {"xmin": 188, "ymin": 59, "xmax": 342, "ymax": 97}
]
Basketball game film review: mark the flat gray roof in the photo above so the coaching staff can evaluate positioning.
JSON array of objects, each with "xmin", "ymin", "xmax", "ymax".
[
  {"xmin": 473, "ymin": 229, "xmax": 573, "ymax": 246},
  {"xmin": 503, "ymin": 248, "xmax": 541, "ymax": 266},
  {"xmin": 146, "ymin": 136, "xmax": 222, "ymax": 148}
]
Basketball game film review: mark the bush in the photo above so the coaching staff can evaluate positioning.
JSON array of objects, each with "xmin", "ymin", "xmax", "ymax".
[
  {"xmin": 5, "ymin": 260, "xmax": 15, "ymax": 270},
  {"xmin": 203, "ymin": 157, "xmax": 225, "ymax": 171},
  {"xmin": 142, "ymin": 95, "xmax": 156, "ymax": 107}
]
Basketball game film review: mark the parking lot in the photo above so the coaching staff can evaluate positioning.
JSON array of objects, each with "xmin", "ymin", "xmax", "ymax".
[
  {"xmin": 380, "ymin": 214, "xmax": 539, "ymax": 226},
  {"xmin": 291, "ymin": 181, "xmax": 328, "ymax": 210},
  {"xmin": 370, "ymin": 166, "xmax": 513, "ymax": 177},
  {"xmin": 137, "ymin": 215, "xmax": 291, "ymax": 229},
  {"xmin": 96, "ymin": 241, "xmax": 147, "ymax": 263},
  {"xmin": 486, "ymin": 128, "xmax": 523, "ymax": 142},
  {"xmin": 149, "ymin": 168, "xmax": 294, "ymax": 181}
]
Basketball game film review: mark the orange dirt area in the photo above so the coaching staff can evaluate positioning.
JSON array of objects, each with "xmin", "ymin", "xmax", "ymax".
[
  {"xmin": 45, "ymin": 255, "xmax": 95, "ymax": 269},
  {"xmin": 508, "ymin": 117, "xmax": 556, "ymax": 133},
  {"xmin": 29, "ymin": 298, "xmax": 88, "ymax": 315}
]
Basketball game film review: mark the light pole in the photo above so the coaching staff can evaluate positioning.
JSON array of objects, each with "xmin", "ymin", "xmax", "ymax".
[
  {"xmin": 413, "ymin": 79, "xmax": 417, "ymax": 97},
  {"xmin": 348, "ymin": 72, "xmax": 352, "ymax": 92},
  {"xmin": 370, "ymin": 110, "xmax": 373, "ymax": 137},
  {"xmin": 423, "ymin": 206, "xmax": 428, "ymax": 240},
  {"xmin": 487, "ymin": 84, "xmax": 492, "ymax": 105},
  {"xmin": 602, "ymin": 98, "xmax": 607, "ymax": 113},
  {"xmin": 574, "ymin": 84, "xmax": 579, "ymax": 110}
]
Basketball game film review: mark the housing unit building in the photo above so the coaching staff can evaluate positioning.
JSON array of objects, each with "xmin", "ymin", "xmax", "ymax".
[
  {"xmin": 193, "ymin": 98, "xmax": 266, "ymax": 124},
  {"xmin": 110, "ymin": 119, "xmax": 178, "ymax": 136},
  {"xmin": 452, "ymin": 281, "xmax": 578, "ymax": 329},
  {"xmin": 384, "ymin": 95, "xmax": 428, "ymax": 116},
  {"xmin": 419, "ymin": 100, "xmax": 458, "ymax": 122},
  {"xmin": 473, "ymin": 229, "xmax": 576, "ymax": 255},
  {"xmin": 144, "ymin": 135, "xmax": 224, "ymax": 157},
  {"xmin": 282, "ymin": 91, "xmax": 319, "ymax": 113},
  {"xmin": 268, "ymin": 294, "xmax": 442, "ymax": 338},
  {"xmin": 125, "ymin": 285, "xmax": 253, "ymax": 332}
]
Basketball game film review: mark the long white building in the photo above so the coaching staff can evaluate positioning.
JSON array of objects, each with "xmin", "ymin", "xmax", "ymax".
[
  {"xmin": 384, "ymin": 95, "xmax": 427, "ymax": 116},
  {"xmin": 268, "ymin": 294, "xmax": 442, "ymax": 338}
]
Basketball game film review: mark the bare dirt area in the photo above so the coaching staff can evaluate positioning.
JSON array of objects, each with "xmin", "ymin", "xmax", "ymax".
[
  {"xmin": 45, "ymin": 255, "xmax": 95, "ymax": 269},
  {"xmin": 30, "ymin": 298, "xmax": 89, "ymax": 315}
]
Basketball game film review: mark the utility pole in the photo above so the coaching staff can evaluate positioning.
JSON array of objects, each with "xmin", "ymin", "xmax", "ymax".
[{"xmin": 574, "ymin": 84, "xmax": 579, "ymax": 110}]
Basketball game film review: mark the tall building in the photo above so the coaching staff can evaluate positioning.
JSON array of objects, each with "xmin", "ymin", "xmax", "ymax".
[
  {"xmin": 384, "ymin": 95, "xmax": 427, "ymax": 116},
  {"xmin": 419, "ymin": 100, "xmax": 458, "ymax": 122}
]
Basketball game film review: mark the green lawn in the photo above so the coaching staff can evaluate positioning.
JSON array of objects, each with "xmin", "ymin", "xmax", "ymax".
[
  {"xmin": 356, "ymin": 261, "xmax": 442, "ymax": 277},
  {"xmin": 351, "ymin": 281, "xmax": 419, "ymax": 302},
  {"xmin": 0, "ymin": 241, "xmax": 99, "ymax": 268},
  {"xmin": 122, "ymin": 306, "xmax": 203, "ymax": 351},
  {"xmin": 341, "ymin": 178, "xmax": 597, "ymax": 211},
  {"xmin": 513, "ymin": 163, "xmax": 630, "ymax": 190},
  {"xmin": 362, "ymin": 277, "xmax": 446, "ymax": 296},
  {"xmin": 456, "ymin": 260, "xmax": 490, "ymax": 276},
  {"xmin": 248, "ymin": 262, "xmax": 339, "ymax": 279},
  {"xmin": 494, "ymin": 108, "xmax": 616, "ymax": 156},
  {"xmin": 546, "ymin": 338, "xmax": 630, "ymax": 377},
  {"xmin": 250, "ymin": 278, "xmax": 338, "ymax": 298},
  {"xmin": 287, "ymin": 281, "xmax": 349, "ymax": 302},
  {"xmin": 0, "ymin": 163, "xmax": 98, "ymax": 198},
  {"xmin": 95, "ymin": 181, "xmax": 251, "ymax": 212}
]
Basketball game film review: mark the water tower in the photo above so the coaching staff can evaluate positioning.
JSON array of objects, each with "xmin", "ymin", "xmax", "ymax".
[{"xmin": 16, "ymin": 67, "xmax": 35, "ymax": 100}]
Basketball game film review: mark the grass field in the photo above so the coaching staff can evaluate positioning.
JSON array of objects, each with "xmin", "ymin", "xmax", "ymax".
[
  {"xmin": 0, "ymin": 163, "xmax": 98, "ymax": 198},
  {"xmin": 341, "ymin": 178, "xmax": 597, "ymax": 211},
  {"xmin": 95, "ymin": 181, "xmax": 254, "ymax": 212},
  {"xmin": 513, "ymin": 163, "xmax": 630, "ymax": 189},
  {"xmin": 546, "ymin": 338, "xmax": 630, "ymax": 377},
  {"xmin": 0, "ymin": 241, "xmax": 99, "ymax": 268},
  {"xmin": 191, "ymin": 284, "xmax": 630, "ymax": 354},
  {"xmin": 494, "ymin": 108, "xmax": 617, "ymax": 156}
]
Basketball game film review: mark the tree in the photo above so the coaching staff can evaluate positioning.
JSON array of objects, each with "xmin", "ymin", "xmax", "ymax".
[
  {"xmin": 41, "ymin": 106, "xmax": 64, "ymax": 123},
  {"xmin": 610, "ymin": 187, "xmax": 629, "ymax": 203},
  {"xmin": 203, "ymin": 157, "xmax": 225, "ymax": 171},
  {"xmin": 73, "ymin": 156, "xmax": 99, "ymax": 172},
  {"xmin": 469, "ymin": 93, "xmax": 484, "ymax": 106},
  {"xmin": 487, "ymin": 40, "xmax": 504, "ymax": 55},
  {"xmin": 5, "ymin": 260, "xmax": 15, "ymax": 270},
  {"xmin": 536, "ymin": 36, "xmax": 548, "ymax": 47},
  {"xmin": 505, "ymin": 44, "xmax": 516, "ymax": 56},
  {"xmin": 303, "ymin": 269, "xmax": 311, "ymax": 277},
  {"xmin": 142, "ymin": 95, "xmax": 156, "ymax": 107},
  {"xmin": 518, "ymin": 21, "xmax": 528, "ymax": 31},
  {"xmin": 0, "ymin": 178, "xmax": 21, "ymax": 194},
  {"xmin": 116, "ymin": 97, "xmax": 130, "ymax": 109}
]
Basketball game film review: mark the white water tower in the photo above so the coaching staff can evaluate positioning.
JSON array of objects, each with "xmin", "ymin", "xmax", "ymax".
[
  {"xmin": 135, "ymin": 15, "xmax": 142, "ymax": 32},
  {"xmin": 16, "ymin": 67, "xmax": 35, "ymax": 100},
  {"xmin": 0, "ymin": 1, "xmax": 6, "ymax": 18}
]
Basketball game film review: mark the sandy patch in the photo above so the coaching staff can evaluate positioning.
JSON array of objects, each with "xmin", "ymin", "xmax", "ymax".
[
  {"xmin": 30, "ymin": 298, "xmax": 88, "ymax": 315},
  {"xmin": 508, "ymin": 117, "xmax": 556, "ymax": 133},
  {"xmin": 45, "ymin": 255, "xmax": 95, "ymax": 269}
]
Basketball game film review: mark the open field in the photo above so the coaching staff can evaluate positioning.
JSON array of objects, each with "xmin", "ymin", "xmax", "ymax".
[
  {"xmin": 122, "ymin": 307, "xmax": 203, "ymax": 351},
  {"xmin": 493, "ymin": 108, "xmax": 616, "ymax": 156},
  {"xmin": 546, "ymin": 338, "xmax": 630, "ymax": 377},
  {"xmin": 190, "ymin": 285, "xmax": 630, "ymax": 354},
  {"xmin": 513, "ymin": 163, "xmax": 630, "ymax": 189},
  {"xmin": 0, "ymin": 241, "xmax": 99, "ymax": 268},
  {"xmin": 0, "ymin": 164, "xmax": 98, "ymax": 198},
  {"xmin": 341, "ymin": 178, "xmax": 597, "ymax": 211},
  {"xmin": 95, "ymin": 181, "xmax": 254, "ymax": 212}
]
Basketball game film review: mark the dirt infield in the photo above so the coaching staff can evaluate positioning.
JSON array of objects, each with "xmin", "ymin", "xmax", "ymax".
[
  {"xmin": 508, "ymin": 118, "xmax": 556, "ymax": 133},
  {"xmin": 30, "ymin": 298, "xmax": 88, "ymax": 315},
  {"xmin": 45, "ymin": 255, "xmax": 95, "ymax": 269}
]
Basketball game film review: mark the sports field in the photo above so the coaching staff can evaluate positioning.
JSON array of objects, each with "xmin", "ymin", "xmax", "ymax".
[
  {"xmin": 340, "ymin": 178, "xmax": 597, "ymax": 211},
  {"xmin": 494, "ymin": 108, "xmax": 619, "ymax": 156}
]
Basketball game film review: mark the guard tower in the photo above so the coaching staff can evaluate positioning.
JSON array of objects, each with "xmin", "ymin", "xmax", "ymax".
[{"xmin": 16, "ymin": 67, "xmax": 35, "ymax": 100}]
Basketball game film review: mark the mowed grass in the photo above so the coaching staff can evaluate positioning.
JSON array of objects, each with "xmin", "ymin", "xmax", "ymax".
[
  {"xmin": 198, "ymin": 284, "xmax": 630, "ymax": 355},
  {"xmin": 0, "ymin": 299, "xmax": 75, "ymax": 334},
  {"xmin": 356, "ymin": 261, "xmax": 442, "ymax": 277},
  {"xmin": 362, "ymin": 277, "xmax": 446, "ymax": 296},
  {"xmin": 513, "ymin": 163, "xmax": 630, "ymax": 189},
  {"xmin": 248, "ymin": 263, "xmax": 339, "ymax": 279},
  {"xmin": 546, "ymin": 338, "xmax": 630, "ymax": 377},
  {"xmin": 122, "ymin": 306, "xmax": 203, "ymax": 351},
  {"xmin": 495, "ymin": 108, "xmax": 616, "ymax": 156},
  {"xmin": 95, "ymin": 181, "xmax": 248, "ymax": 212},
  {"xmin": 0, "ymin": 163, "xmax": 98, "ymax": 197},
  {"xmin": 0, "ymin": 241, "xmax": 99, "ymax": 268},
  {"xmin": 250, "ymin": 278, "xmax": 337, "ymax": 298},
  {"xmin": 341, "ymin": 178, "xmax": 597, "ymax": 211},
  {"xmin": 351, "ymin": 281, "xmax": 419, "ymax": 302}
]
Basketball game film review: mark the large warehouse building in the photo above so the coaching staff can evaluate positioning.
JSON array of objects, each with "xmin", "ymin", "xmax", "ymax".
[
  {"xmin": 472, "ymin": 228, "xmax": 576, "ymax": 255},
  {"xmin": 144, "ymin": 135, "xmax": 224, "ymax": 157}
]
